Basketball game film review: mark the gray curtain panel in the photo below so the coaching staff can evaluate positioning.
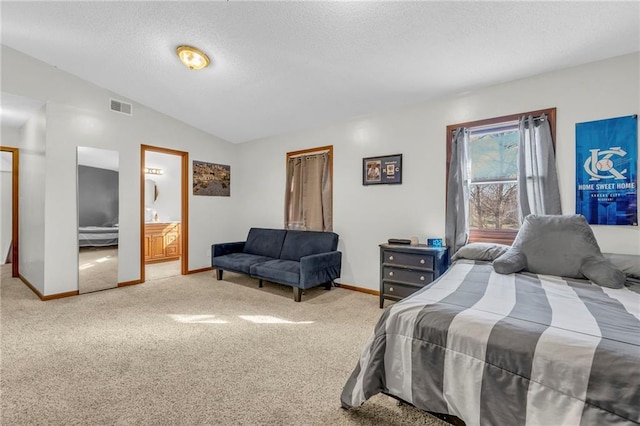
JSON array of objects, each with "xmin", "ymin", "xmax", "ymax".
[
  {"xmin": 445, "ymin": 128, "xmax": 470, "ymax": 255},
  {"xmin": 518, "ymin": 114, "xmax": 562, "ymax": 220},
  {"xmin": 284, "ymin": 152, "xmax": 332, "ymax": 231}
]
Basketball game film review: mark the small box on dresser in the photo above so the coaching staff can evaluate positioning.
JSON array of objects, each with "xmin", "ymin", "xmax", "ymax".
[{"xmin": 379, "ymin": 243, "xmax": 448, "ymax": 308}]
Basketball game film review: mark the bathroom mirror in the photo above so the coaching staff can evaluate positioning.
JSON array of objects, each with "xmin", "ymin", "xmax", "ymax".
[
  {"xmin": 144, "ymin": 178, "xmax": 157, "ymax": 222},
  {"xmin": 77, "ymin": 146, "xmax": 119, "ymax": 293}
]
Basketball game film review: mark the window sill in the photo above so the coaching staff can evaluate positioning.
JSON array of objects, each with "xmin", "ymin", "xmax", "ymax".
[{"xmin": 469, "ymin": 229, "xmax": 517, "ymax": 246}]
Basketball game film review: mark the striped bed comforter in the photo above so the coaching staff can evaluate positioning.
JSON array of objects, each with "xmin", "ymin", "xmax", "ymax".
[{"xmin": 341, "ymin": 260, "xmax": 640, "ymax": 425}]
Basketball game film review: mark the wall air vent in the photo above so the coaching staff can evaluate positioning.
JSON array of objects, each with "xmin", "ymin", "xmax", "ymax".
[{"xmin": 109, "ymin": 99, "xmax": 132, "ymax": 116}]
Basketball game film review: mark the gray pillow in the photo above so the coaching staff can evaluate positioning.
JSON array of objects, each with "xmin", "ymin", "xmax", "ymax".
[
  {"xmin": 581, "ymin": 257, "xmax": 629, "ymax": 288},
  {"xmin": 452, "ymin": 242, "xmax": 511, "ymax": 261},
  {"xmin": 493, "ymin": 214, "xmax": 625, "ymax": 289},
  {"xmin": 492, "ymin": 248, "xmax": 526, "ymax": 271},
  {"xmin": 603, "ymin": 253, "xmax": 640, "ymax": 279}
]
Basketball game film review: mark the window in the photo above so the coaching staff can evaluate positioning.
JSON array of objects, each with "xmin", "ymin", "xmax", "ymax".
[
  {"xmin": 468, "ymin": 121, "xmax": 520, "ymax": 232},
  {"xmin": 285, "ymin": 146, "xmax": 333, "ymax": 231},
  {"xmin": 446, "ymin": 108, "xmax": 556, "ymax": 245}
]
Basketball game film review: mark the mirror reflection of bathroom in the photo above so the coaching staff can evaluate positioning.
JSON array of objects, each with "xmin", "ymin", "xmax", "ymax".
[
  {"xmin": 144, "ymin": 151, "xmax": 182, "ymax": 281},
  {"xmin": 77, "ymin": 146, "xmax": 119, "ymax": 294}
]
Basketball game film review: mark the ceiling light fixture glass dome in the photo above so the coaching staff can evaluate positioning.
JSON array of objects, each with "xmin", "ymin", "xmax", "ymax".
[{"xmin": 176, "ymin": 45, "xmax": 210, "ymax": 70}]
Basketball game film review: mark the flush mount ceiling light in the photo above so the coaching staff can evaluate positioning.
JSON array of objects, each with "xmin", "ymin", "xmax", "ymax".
[{"xmin": 176, "ymin": 45, "xmax": 210, "ymax": 70}]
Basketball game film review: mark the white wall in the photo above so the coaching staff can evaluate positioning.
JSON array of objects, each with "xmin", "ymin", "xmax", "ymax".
[
  {"xmin": 237, "ymin": 53, "xmax": 640, "ymax": 291},
  {"xmin": 2, "ymin": 45, "xmax": 241, "ymax": 296},
  {"xmin": 17, "ymin": 105, "xmax": 47, "ymax": 292},
  {"xmin": 1, "ymin": 125, "xmax": 21, "ymax": 146}
]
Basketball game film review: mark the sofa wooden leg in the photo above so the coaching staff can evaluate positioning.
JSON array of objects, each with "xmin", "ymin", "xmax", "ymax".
[
  {"xmin": 259, "ymin": 279, "xmax": 263, "ymax": 288},
  {"xmin": 216, "ymin": 269, "xmax": 223, "ymax": 280},
  {"xmin": 324, "ymin": 281, "xmax": 332, "ymax": 290},
  {"xmin": 293, "ymin": 287, "xmax": 302, "ymax": 302}
]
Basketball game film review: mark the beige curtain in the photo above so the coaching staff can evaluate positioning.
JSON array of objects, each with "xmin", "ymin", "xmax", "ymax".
[{"xmin": 285, "ymin": 152, "xmax": 332, "ymax": 231}]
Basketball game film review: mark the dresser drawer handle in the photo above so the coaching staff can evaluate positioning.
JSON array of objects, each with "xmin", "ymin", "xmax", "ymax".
[
  {"xmin": 420, "ymin": 259, "xmax": 425, "ymax": 264},
  {"xmin": 389, "ymin": 271, "xmax": 394, "ymax": 277},
  {"xmin": 420, "ymin": 276, "xmax": 425, "ymax": 281},
  {"xmin": 389, "ymin": 255, "xmax": 394, "ymax": 261},
  {"xmin": 389, "ymin": 287, "xmax": 394, "ymax": 292}
]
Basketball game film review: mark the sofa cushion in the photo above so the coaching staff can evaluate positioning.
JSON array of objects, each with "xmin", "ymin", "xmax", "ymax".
[
  {"xmin": 243, "ymin": 228, "xmax": 287, "ymax": 258},
  {"xmin": 250, "ymin": 259, "xmax": 301, "ymax": 286},
  {"xmin": 212, "ymin": 253, "xmax": 274, "ymax": 275},
  {"xmin": 280, "ymin": 230, "xmax": 339, "ymax": 261}
]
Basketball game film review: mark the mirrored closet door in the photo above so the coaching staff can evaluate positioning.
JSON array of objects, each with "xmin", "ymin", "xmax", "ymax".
[{"xmin": 77, "ymin": 147, "xmax": 120, "ymax": 293}]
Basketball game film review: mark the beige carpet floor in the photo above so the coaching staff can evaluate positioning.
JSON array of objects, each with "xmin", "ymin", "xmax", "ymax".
[
  {"xmin": 146, "ymin": 259, "xmax": 181, "ymax": 281},
  {"xmin": 1, "ymin": 265, "xmax": 450, "ymax": 425},
  {"xmin": 79, "ymin": 247, "xmax": 182, "ymax": 294}
]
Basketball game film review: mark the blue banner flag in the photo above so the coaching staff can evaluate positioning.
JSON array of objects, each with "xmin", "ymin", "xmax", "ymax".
[{"xmin": 575, "ymin": 115, "xmax": 638, "ymax": 226}]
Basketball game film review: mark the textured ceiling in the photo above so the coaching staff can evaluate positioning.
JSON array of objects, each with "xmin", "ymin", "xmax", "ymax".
[{"xmin": 2, "ymin": 1, "xmax": 639, "ymax": 143}]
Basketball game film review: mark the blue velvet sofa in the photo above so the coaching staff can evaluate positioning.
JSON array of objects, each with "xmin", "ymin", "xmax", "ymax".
[{"xmin": 211, "ymin": 228, "xmax": 342, "ymax": 302}]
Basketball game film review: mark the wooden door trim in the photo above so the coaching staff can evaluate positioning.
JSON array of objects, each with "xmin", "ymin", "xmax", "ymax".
[
  {"xmin": 140, "ymin": 144, "xmax": 189, "ymax": 282},
  {"xmin": 1, "ymin": 146, "xmax": 19, "ymax": 277}
]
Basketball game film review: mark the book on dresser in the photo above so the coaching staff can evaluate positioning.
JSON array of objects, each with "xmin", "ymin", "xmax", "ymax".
[{"xmin": 379, "ymin": 243, "xmax": 448, "ymax": 308}]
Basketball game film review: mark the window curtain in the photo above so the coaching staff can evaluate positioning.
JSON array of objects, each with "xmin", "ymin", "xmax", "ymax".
[
  {"xmin": 284, "ymin": 152, "xmax": 332, "ymax": 231},
  {"xmin": 518, "ymin": 114, "xmax": 562, "ymax": 220},
  {"xmin": 445, "ymin": 128, "xmax": 470, "ymax": 255}
]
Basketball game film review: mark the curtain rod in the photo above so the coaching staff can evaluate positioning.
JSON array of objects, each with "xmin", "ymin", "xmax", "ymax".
[
  {"xmin": 523, "ymin": 113, "xmax": 547, "ymax": 121},
  {"xmin": 288, "ymin": 149, "xmax": 330, "ymax": 159},
  {"xmin": 451, "ymin": 113, "xmax": 547, "ymax": 133}
]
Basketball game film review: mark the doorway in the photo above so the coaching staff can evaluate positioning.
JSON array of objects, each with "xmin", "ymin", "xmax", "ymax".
[
  {"xmin": 0, "ymin": 146, "xmax": 19, "ymax": 277},
  {"xmin": 140, "ymin": 145, "xmax": 188, "ymax": 282}
]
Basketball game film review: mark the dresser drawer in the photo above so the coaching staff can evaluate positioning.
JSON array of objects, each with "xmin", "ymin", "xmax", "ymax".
[
  {"xmin": 382, "ymin": 250, "xmax": 434, "ymax": 270},
  {"xmin": 383, "ymin": 266, "xmax": 433, "ymax": 285},
  {"xmin": 383, "ymin": 282, "xmax": 422, "ymax": 299},
  {"xmin": 379, "ymin": 243, "xmax": 448, "ymax": 308}
]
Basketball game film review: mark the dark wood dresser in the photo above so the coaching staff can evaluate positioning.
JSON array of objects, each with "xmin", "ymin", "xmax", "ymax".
[{"xmin": 379, "ymin": 244, "xmax": 448, "ymax": 308}]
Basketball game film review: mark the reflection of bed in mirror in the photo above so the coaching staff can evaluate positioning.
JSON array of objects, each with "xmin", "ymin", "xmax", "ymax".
[
  {"xmin": 77, "ymin": 161, "xmax": 119, "ymax": 248},
  {"xmin": 78, "ymin": 225, "xmax": 119, "ymax": 247}
]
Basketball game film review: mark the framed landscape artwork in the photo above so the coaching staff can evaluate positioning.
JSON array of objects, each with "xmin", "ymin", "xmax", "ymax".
[
  {"xmin": 363, "ymin": 154, "xmax": 402, "ymax": 185},
  {"xmin": 193, "ymin": 160, "xmax": 231, "ymax": 196}
]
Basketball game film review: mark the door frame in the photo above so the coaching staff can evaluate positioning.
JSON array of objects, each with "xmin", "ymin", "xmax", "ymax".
[
  {"xmin": 0, "ymin": 146, "xmax": 19, "ymax": 277},
  {"xmin": 140, "ymin": 145, "xmax": 189, "ymax": 282}
]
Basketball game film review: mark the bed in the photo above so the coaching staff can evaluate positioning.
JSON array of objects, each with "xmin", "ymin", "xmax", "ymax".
[
  {"xmin": 78, "ymin": 225, "xmax": 119, "ymax": 247},
  {"xmin": 341, "ymin": 215, "xmax": 640, "ymax": 426}
]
